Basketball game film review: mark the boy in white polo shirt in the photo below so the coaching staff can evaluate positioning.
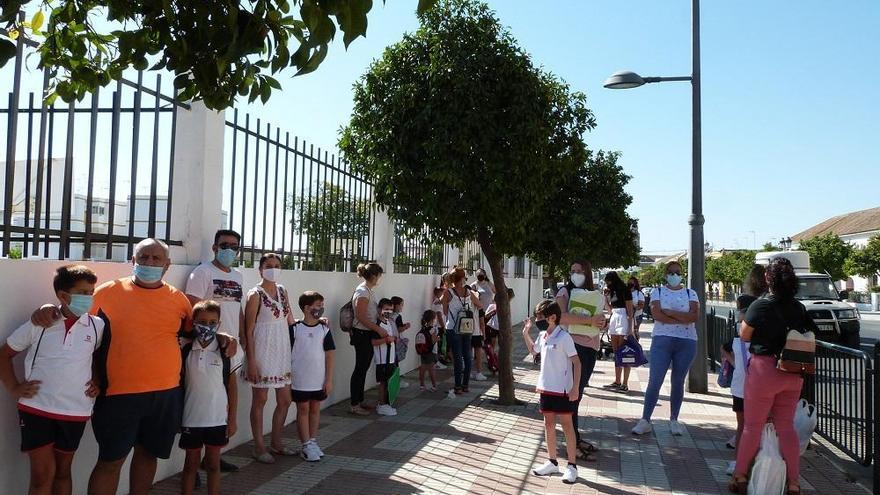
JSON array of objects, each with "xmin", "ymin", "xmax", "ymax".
[
  {"xmin": 0, "ymin": 265, "xmax": 103, "ymax": 495},
  {"xmin": 372, "ymin": 298, "xmax": 398, "ymax": 417},
  {"xmin": 290, "ymin": 291, "xmax": 335, "ymax": 462},
  {"xmin": 179, "ymin": 300, "xmax": 239, "ymax": 495},
  {"xmin": 522, "ymin": 300, "xmax": 581, "ymax": 485}
]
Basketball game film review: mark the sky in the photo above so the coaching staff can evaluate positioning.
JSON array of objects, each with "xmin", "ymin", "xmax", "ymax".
[
  {"xmin": 234, "ymin": 0, "xmax": 880, "ymax": 254},
  {"xmin": 3, "ymin": 1, "xmax": 879, "ymax": 255}
]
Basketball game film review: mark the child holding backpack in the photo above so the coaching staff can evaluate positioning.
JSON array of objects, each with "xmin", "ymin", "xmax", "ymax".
[{"xmin": 415, "ymin": 310, "xmax": 439, "ymax": 391}]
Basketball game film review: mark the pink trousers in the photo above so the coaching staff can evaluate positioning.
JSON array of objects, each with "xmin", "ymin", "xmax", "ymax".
[{"xmin": 734, "ymin": 354, "xmax": 803, "ymax": 482}]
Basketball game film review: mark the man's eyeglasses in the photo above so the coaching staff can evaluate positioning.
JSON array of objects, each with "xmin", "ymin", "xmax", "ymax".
[{"xmin": 218, "ymin": 243, "xmax": 240, "ymax": 251}]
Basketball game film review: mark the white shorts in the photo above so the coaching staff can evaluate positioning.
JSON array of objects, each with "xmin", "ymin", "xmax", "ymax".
[{"xmin": 607, "ymin": 308, "xmax": 630, "ymax": 336}]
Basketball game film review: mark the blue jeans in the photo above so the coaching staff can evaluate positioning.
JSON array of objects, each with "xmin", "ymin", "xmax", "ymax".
[
  {"xmin": 642, "ymin": 335, "xmax": 697, "ymax": 421},
  {"xmin": 447, "ymin": 330, "xmax": 472, "ymax": 389}
]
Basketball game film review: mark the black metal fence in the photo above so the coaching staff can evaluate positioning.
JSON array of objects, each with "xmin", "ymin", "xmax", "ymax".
[
  {"xmin": 223, "ymin": 109, "xmax": 375, "ymax": 270},
  {"xmin": 0, "ymin": 31, "xmax": 185, "ymax": 261},
  {"xmin": 392, "ymin": 223, "xmax": 454, "ymax": 275},
  {"xmin": 707, "ymin": 308, "xmax": 880, "ymax": 492}
]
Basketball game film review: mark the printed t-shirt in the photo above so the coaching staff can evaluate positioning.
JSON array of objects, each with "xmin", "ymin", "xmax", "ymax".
[{"xmin": 185, "ymin": 263, "xmax": 244, "ymax": 339}]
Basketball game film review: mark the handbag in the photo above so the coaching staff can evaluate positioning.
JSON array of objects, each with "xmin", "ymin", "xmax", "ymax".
[
  {"xmin": 771, "ymin": 302, "xmax": 816, "ymax": 375},
  {"xmin": 614, "ymin": 335, "xmax": 648, "ymax": 368},
  {"xmin": 451, "ymin": 289, "xmax": 476, "ymax": 334},
  {"xmin": 717, "ymin": 360, "xmax": 733, "ymax": 388}
]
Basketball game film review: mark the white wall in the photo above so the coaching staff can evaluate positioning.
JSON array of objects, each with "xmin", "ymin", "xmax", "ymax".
[{"xmin": 0, "ymin": 258, "xmax": 542, "ymax": 495}]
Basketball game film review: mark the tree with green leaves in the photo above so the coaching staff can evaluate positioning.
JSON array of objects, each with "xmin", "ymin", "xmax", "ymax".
[
  {"xmin": 528, "ymin": 151, "xmax": 639, "ymax": 285},
  {"xmin": 761, "ymin": 242, "xmax": 777, "ymax": 251},
  {"xmin": 845, "ymin": 235, "xmax": 880, "ymax": 285},
  {"xmin": 705, "ymin": 250, "xmax": 756, "ymax": 292},
  {"xmin": 798, "ymin": 233, "xmax": 853, "ymax": 281},
  {"xmin": 1, "ymin": 0, "xmax": 437, "ymax": 108},
  {"xmin": 638, "ymin": 264, "xmax": 666, "ymax": 287},
  {"xmin": 339, "ymin": 0, "xmax": 595, "ymax": 404},
  {"xmin": 291, "ymin": 181, "xmax": 371, "ymax": 271}
]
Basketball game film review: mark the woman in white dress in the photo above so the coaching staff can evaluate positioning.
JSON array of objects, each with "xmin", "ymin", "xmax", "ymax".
[{"xmin": 245, "ymin": 253, "xmax": 295, "ymax": 463}]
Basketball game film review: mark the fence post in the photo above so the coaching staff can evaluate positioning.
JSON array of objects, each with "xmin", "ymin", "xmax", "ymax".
[
  {"xmin": 873, "ymin": 343, "xmax": 879, "ymax": 490},
  {"xmin": 168, "ymin": 102, "xmax": 226, "ymax": 265}
]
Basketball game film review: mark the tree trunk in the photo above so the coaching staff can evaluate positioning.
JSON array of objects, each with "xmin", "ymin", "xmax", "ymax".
[{"xmin": 477, "ymin": 230, "xmax": 518, "ymax": 405}]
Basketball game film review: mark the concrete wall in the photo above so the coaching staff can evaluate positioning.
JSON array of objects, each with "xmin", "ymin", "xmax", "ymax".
[{"xmin": 0, "ymin": 258, "xmax": 542, "ymax": 494}]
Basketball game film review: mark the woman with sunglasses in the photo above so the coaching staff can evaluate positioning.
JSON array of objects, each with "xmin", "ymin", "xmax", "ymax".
[{"xmin": 632, "ymin": 260, "xmax": 700, "ymax": 436}]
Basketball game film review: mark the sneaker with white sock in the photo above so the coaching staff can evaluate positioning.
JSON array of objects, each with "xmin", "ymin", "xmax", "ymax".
[
  {"xmin": 632, "ymin": 419, "xmax": 653, "ymax": 435},
  {"xmin": 532, "ymin": 460, "xmax": 560, "ymax": 476},
  {"xmin": 562, "ymin": 464, "xmax": 578, "ymax": 484},
  {"xmin": 310, "ymin": 439, "xmax": 324, "ymax": 457},
  {"xmin": 301, "ymin": 442, "xmax": 320, "ymax": 462},
  {"xmin": 726, "ymin": 461, "xmax": 736, "ymax": 475},
  {"xmin": 434, "ymin": 362, "xmax": 447, "ymax": 370},
  {"xmin": 473, "ymin": 372, "xmax": 487, "ymax": 381},
  {"xmin": 428, "ymin": 385, "xmax": 436, "ymax": 392},
  {"xmin": 669, "ymin": 420, "xmax": 685, "ymax": 436},
  {"xmin": 419, "ymin": 385, "xmax": 426, "ymax": 391},
  {"xmin": 376, "ymin": 404, "xmax": 397, "ymax": 416}
]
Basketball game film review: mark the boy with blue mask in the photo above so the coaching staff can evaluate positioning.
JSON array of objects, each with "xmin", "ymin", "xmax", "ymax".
[
  {"xmin": 179, "ymin": 300, "xmax": 239, "ymax": 495},
  {"xmin": 0, "ymin": 265, "xmax": 104, "ymax": 495}
]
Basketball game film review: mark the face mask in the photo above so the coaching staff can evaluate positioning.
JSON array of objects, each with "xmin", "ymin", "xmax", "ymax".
[
  {"xmin": 570, "ymin": 273, "xmax": 586, "ymax": 287},
  {"xmin": 535, "ymin": 319, "xmax": 550, "ymax": 331},
  {"xmin": 382, "ymin": 310, "xmax": 393, "ymax": 318},
  {"xmin": 667, "ymin": 273, "xmax": 683, "ymax": 286},
  {"xmin": 194, "ymin": 323, "xmax": 218, "ymax": 345},
  {"xmin": 310, "ymin": 307, "xmax": 325, "ymax": 319},
  {"xmin": 67, "ymin": 294, "xmax": 94, "ymax": 317},
  {"xmin": 262, "ymin": 267, "xmax": 281, "ymax": 282},
  {"xmin": 477, "ymin": 274, "xmax": 486, "ymax": 282},
  {"xmin": 216, "ymin": 248, "xmax": 237, "ymax": 268},
  {"xmin": 134, "ymin": 263, "xmax": 164, "ymax": 283}
]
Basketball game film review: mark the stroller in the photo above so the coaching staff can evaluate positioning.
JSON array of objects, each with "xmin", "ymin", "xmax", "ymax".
[
  {"xmin": 484, "ymin": 326, "xmax": 500, "ymax": 373},
  {"xmin": 597, "ymin": 324, "xmax": 615, "ymax": 360}
]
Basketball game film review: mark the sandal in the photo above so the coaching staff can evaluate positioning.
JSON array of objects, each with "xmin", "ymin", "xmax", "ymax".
[
  {"xmin": 577, "ymin": 440, "xmax": 599, "ymax": 453},
  {"xmin": 252, "ymin": 451, "xmax": 275, "ymax": 464},
  {"xmin": 617, "ymin": 385, "xmax": 629, "ymax": 393},
  {"xmin": 269, "ymin": 445, "xmax": 298, "ymax": 456},
  {"xmin": 786, "ymin": 484, "xmax": 801, "ymax": 495},
  {"xmin": 727, "ymin": 475, "xmax": 747, "ymax": 494},
  {"xmin": 602, "ymin": 382, "xmax": 621, "ymax": 389}
]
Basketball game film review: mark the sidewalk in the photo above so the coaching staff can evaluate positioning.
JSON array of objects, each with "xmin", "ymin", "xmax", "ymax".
[{"xmin": 153, "ymin": 324, "xmax": 871, "ymax": 494}]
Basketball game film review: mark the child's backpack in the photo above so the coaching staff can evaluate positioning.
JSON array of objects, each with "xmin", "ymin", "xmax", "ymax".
[
  {"xmin": 772, "ymin": 303, "xmax": 816, "ymax": 375},
  {"xmin": 483, "ymin": 338, "xmax": 499, "ymax": 373},
  {"xmin": 415, "ymin": 328, "xmax": 432, "ymax": 355},
  {"xmin": 395, "ymin": 337, "xmax": 409, "ymax": 363}
]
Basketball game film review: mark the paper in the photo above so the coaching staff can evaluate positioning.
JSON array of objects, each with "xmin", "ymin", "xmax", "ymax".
[{"xmin": 567, "ymin": 288, "xmax": 605, "ymax": 337}]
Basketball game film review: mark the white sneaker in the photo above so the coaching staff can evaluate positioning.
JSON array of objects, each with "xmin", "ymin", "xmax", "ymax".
[
  {"xmin": 446, "ymin": 389, "xmax": 457, "ymax": 399},
  {"xmin": 632, "ymin": 419, "xmax": 653, "ymax": 435},
  {"xmin": 376, "ymin": 404, "xmax": 397, "ymax": 416},
  {"xmin": 428, "ymin": 385, "xmax": 436, "ymax": 392},
  {"xmin": 473, "ymin": 372, "xmax": 487, "ymax": 381},
  {"xmin": 670, "ymin": 420, "xmax": 685, "ymax": 436},
  {"xmin": 532, "ymin": 460, "xmax": 560, "ymax": 476},
  {"xmin": 419, "ymin": 385, "xmax": 426, "ymax": 391},
  {"xmin": 726, "ymin": 461, "xmax": 736, "ymax": 475},
  {"xmin": 435, "ymin": 362, "xmax": 447, "ymax": 370},
  {"xmin": 310, "ymin": 440, "xmax": 324, "ymax": 457},
  {"xmin": 726, "ymin": 434, "xmax": 737, "ymax": 449},
  {"xmin": 562, "ymin": 464, "xmax": 578, "ymax": 484},
  {"xmin": 400, "ymin": 380, "xmax": 410, "ymax": 389},
  {"xmin": 301, "ymin": 442, "xmax": 320, "ymax": 462}
]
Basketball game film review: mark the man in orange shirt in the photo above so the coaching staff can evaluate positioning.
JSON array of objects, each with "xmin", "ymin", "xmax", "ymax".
[{"xmin": 31, "ymin": 239, "xmax": 236, "ymax": 495}]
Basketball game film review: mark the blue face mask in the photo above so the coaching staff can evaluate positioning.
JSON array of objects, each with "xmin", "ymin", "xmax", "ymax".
[
  {"xmin": 194, "ymin": 323, "xmax": 218, "ymax": 345},
  {"xmin": 667, "ymin": 273, "xmax": 683, "ymax": 286},
  {"xmin": 67, "ymin": 294, "xmax": 94, "ymax": 317},
  {"xmin": 133, "ymin": 263, "xmax": 165, "ymax": 283},
  {"xmin": 216, "ymin": 248, "xmax": 237, "ymax": 268}
]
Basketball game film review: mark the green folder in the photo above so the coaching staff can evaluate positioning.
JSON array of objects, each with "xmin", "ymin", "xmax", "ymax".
[{"xmin": 385, "ymin": 343, "xmax": 401, "ymax": 405}]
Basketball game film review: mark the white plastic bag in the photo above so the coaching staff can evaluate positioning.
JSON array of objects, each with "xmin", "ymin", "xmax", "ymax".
[
  {"xmin": 748, "ymin": 423, "xmax": 786, "ymax": 495},
  {"xmin": 794, "ymin": 399, "xmax": 817, "ymax": 454}
]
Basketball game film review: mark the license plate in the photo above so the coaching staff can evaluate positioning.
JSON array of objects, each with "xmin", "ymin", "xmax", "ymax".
[{"xmin": 817, "ymin": 323, "xmax": 836, "ymax": 333}]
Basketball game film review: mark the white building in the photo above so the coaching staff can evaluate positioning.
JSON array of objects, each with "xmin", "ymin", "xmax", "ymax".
[{"xmin": 791, "ymin": 206, "xmax": 880, "ymax": 292}]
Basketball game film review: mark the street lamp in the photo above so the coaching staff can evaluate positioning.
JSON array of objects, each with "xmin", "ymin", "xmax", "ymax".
[
  {"xmin": 780, "ymin": 237, "xmax": 792, "ymax": 251},
  {"xmin": 604, "ymin": 0, "xmax": 707, "ymax": 393}
]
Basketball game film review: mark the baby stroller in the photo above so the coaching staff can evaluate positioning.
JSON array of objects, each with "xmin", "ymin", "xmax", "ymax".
[
  {"xmin": 484, "ymin": 325, "xmax": 500, "ymax": 373},
  {"xmin": 596, "ymin": 315, "xmax": 615, "ymax": 360}
]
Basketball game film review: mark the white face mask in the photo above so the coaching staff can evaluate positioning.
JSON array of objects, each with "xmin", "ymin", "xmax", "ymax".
[
  {"xmin": 570, "ymin": 273, "xmax": 586, "ymax": 287},
  {"xmin": 262, "ymin": 267, "xmax": 282, "ymax": 282}
]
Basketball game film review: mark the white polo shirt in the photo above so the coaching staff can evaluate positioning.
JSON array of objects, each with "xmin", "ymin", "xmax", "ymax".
[
  {"xmin": 6, "ymin": 314, "xmax": 104, "ymax": 420},
  {"xmin": 182, "ymin": 339, "xmax": 232, "ymax": 428},
  {"xmin": 290, "ymin": 321, "xmax": 336, "ymax": 392},
  {"xmin": 374, "ymin": 319, "xmax": 397, "ymax": 365},
  {"xmin": 534, "ymin": 326, "xmax": 577, "ymax": 396}
]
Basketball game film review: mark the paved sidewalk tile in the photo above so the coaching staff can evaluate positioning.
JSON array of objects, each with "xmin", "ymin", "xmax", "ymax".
[{"xmin": 152, "ymin": 323, "xmax": 872, "ymax": 495}]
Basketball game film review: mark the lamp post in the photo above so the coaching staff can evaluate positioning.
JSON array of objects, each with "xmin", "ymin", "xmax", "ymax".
[{"xmin": 604, "ymin": 0, "xmax": 708, "ymax": 392}]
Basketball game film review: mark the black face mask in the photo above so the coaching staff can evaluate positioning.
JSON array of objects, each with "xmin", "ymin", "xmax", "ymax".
[
  {"xmin": 477, "ymin": 274, "xmax": 486, "ymax": 281},
  {"xmin": 535, "ymin": 319, "xmax": 550, "ymax": 331}
]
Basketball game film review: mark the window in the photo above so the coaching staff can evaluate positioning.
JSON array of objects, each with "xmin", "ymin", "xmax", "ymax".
[{"xmin": 91, "ymin": 205, "xmax": 105, "ymax": 215}]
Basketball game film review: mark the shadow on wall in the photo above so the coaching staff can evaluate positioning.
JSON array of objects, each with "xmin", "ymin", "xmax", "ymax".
[{"xmin": 0, "ymin": 258, "xmax": 541, "ymax": 494}]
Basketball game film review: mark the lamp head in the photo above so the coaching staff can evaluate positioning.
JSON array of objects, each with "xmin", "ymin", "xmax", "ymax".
[{"xmin": 604, "ymin": 71, "xmax": 645, "ymax": 89}]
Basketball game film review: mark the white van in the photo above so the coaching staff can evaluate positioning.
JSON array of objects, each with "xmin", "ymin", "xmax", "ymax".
[{"xmin": 756, "ymin": 251, "xmax": 861, "ymax": 347}]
